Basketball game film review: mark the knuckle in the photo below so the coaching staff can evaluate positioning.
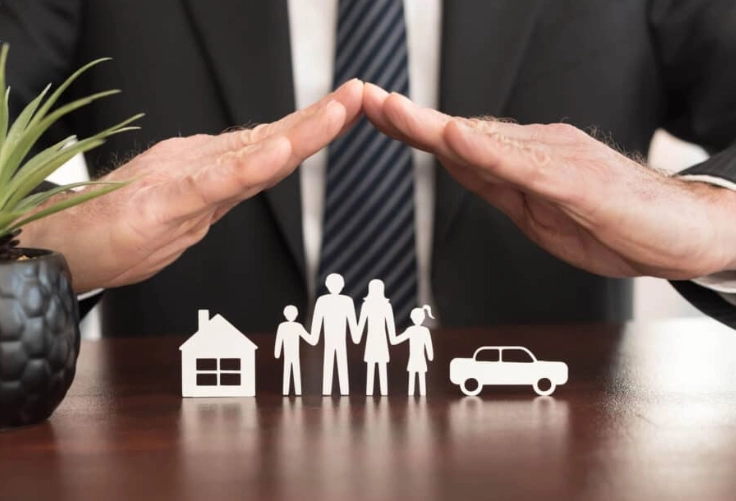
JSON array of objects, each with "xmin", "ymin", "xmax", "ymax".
[
  {"xmin": 151, "ymin": 136, "xmax": 186, "ymax": 154},
  {"xmin": 221, "ymin": 129, "xmax": 253, "ymax": 150},
  {"xmin": 518, "ymin": 144, "xmax": 557, "ymax": 191},
  {"xmin": 189, "ymin": 133, "xmax": 214, "ymax": 144},
  {"xmin": 546, "ymin": 123, "xmax": 584, "ymax": 141},
  {"xmin": 528, "ymin": 144, "xmax": 552, "ymax": 167},
  {"xmin": 249, "ymin": 123, "xmax": 271, "ymax": 142},
  {"xmin": 184, "ymin": 173, "xmax": 213, "ymax": 208},
  {"xmin": 489, "ymin": 133, "xmax": 523, "ymax": 154}
]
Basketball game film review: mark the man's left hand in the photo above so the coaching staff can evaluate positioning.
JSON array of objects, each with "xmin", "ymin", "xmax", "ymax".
[{"xmin": 364, "ymin": 84, "xmax": 736, "ymax": 280}]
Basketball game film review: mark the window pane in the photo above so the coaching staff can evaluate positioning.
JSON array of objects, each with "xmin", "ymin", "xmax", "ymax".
[
  {"xmin": 502, "ymin": 349, "xmax": 534, "ymax": 363},
  {"xmin": 475, "ymin": 349, "xmax": 500, "ymax": 362},
  {"xmin": 220, "ymin": 373, "xmax": 241, "ymax": 386},
  {"xmin": 196, "ymin": 358, "xmax": 217, "ymax": 371},
  {"xmin": 196, "ymin": 373, "xmax": 218, "ymax": 386},
  {"xmin": 220, "ymin": 358, "xmax": 241, "ymax": 371}
]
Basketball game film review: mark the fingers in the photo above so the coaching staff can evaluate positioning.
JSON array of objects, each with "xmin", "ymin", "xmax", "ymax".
[
  {"xmin": 365, "ymin": 85, "xmax": 454, "ymax": 156},
  {"xmin": 157, "ymin": 135, "xmax": 292, "ymax": 223},
  {"xmin": 209, "ymin": 79, "xmax": 363, "ymax": 155},
  {"xmin": 367, "ymin": 83, "xmax": 598, "ymax": 208},
  {"xmin": 443, "ymin": 119, "xmax": 570, "ymax": 201},
  {"xmin": 278, "ymin": 99, "xmax": 349, "ymax": 170},
  {"xmin": 365, "ymin": 83, "xmax": 540, "ymax": 157},
  {"xmin": 167, "ymin": 99, "xmax": 347, "ymax": 223},
  {"xmin": 332, "ymin": 78, "xmax": 365, "ymax": 135},
  {"xmin": 362, "ymin": 83, "xmax": 404, "ymax": 139}
]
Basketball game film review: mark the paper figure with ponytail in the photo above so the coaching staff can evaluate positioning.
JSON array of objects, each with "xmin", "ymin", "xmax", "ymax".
[{"xmin": 393, "ymin": 305, "xmax": 435, "ymax": 396}]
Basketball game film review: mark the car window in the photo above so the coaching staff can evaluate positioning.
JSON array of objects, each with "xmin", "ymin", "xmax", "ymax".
[
  {"xmin": 501, "ymin": 348, "xmax": 534, "ymax": 363},
  {"xmin": 475, "ymin": 348, "xmax": 500, "ymax": 362}
]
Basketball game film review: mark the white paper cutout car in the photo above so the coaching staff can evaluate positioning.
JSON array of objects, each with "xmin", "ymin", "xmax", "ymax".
[
  {"xmin": 450, "ymin": 346, "xmax": 568, "ymax": 397},
  {"xmin": 180, "ymin": 310, "xmax": 258, "ymax": 397}
]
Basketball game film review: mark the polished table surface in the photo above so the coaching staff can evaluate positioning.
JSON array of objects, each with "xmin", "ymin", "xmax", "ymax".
[{"xmin": 3, "ymin": 318, "xmax": 736, "ymax": 500}]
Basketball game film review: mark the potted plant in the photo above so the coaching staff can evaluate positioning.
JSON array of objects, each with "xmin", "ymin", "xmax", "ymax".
[{"xmin": 0, "ymin": 44, "xmax": 141, "ymax": 428}]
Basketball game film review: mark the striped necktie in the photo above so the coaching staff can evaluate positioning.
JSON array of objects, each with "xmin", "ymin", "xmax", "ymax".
[{"xmin": 318, "ymin": 0, "xmax": 417, "ymax": 325}]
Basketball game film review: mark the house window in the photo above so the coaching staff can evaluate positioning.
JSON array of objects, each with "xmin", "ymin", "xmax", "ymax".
[
  {"xmin": 219, "ymin": 358, "xmax": 241, "ymax": 386},
  {"xmin": 195, "ymin": 358, "xmax": 242, "ymax": 387}
]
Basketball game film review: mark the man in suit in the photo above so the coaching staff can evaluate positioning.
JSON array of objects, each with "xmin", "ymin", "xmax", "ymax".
[{"xmin": 2, "ymin": 0, "xmax": 736, "ymax": 335}]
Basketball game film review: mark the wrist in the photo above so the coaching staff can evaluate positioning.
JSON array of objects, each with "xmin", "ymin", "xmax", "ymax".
[
  {"xmin": 676, "ymin": 175, "xmax": 736, "ymax": 274},
  {"xmin": 705, "ymin": 182, "xmax": 736, "ymax": 272},
  {"xmin": 16, "ymin": 206, "xmax": 99, "ymax": 294}
]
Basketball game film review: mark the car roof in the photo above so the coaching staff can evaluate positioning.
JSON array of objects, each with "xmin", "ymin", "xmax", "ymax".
[
  {"xmin": 474, "ymin": 346, "xmax": 533, "ymax": 351},
  {"xmin": 473, "ymin": 346, "xmax": 536, "ymax": 358}
]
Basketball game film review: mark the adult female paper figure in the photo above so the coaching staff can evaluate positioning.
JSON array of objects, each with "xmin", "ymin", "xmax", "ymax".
[
  {"xmin": 355, "ymin": 280, "xmax": 397, "ymax": 396},
  {"xmin": 394, "ymin": 306, "xmax": 435, "ymax": 396}
]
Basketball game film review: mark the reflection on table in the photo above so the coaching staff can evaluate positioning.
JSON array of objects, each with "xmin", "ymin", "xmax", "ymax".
[{"xmin": 2, "ymin": 318, "xmax": 736, "ymax": 500}]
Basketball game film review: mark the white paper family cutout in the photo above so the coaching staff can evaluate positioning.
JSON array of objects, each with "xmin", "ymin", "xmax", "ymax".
[
  {"xmin": 179, "ymin": 278, "xmax": 569, "ymax": 399},
  {"xmin": 280, "ymin": 274, "xmax": 436, "ymax": 397},
  {"xmin": 449, "ymin": 346, "xmax": 568, "ymax": 397}
]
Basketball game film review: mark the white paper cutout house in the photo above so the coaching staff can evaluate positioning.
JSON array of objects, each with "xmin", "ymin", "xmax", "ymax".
[{"xmin": 180, "ymin": 310, "xmax": 258, "ymax": 397}]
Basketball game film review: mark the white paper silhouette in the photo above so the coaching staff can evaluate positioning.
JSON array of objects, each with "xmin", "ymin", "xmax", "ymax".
[
  {"xmin": 275, "ymin": 305, "xmax": 316, "ymax": 395},
  {"xmin": 355, "ymin": 279, "xmax": 397, "ymax": 396},
  {"xmin": 311, "ymin": 273, "xmax": 359, "ymax": 395},
  {"xmin": 180, "ymin": 310, "xmax": 258, "ymax": 397},
  {"xmin": 393, "ymin": 305, "xmax": 434, "ymax": 396},
  {"xmin": 449, "ymin": 346, "xmax": 568, "ymax": 397}
]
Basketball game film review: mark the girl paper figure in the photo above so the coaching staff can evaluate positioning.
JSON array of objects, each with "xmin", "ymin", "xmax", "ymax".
[
  {"xmin": 394, "ymin": 306, "xmax": 435, "ymax": 396},
  {"xmin": 355, "ymin": 280, "xmax": 397, "ymax": 396}
]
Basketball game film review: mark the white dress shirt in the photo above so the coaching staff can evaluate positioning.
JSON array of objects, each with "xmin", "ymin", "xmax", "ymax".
[
  {"xmin": 286, "ymin": 0, "xmax": 736, "ymax": 312},
  {"xmin": 288, "ymin": 0, "xmax": 441, "ymax": 307}
]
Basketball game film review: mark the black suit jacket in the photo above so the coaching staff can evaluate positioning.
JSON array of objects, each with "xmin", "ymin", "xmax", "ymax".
[{"xmin": 3, "ymin": 0, "xmax": 736, "ymax": 335}]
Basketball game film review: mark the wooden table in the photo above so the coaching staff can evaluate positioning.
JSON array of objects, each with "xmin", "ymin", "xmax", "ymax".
[{"xmin": 3, "ymin": 318, "xmax": 736, "ymax": 500}]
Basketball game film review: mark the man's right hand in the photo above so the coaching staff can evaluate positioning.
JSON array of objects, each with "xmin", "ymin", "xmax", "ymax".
[{"xmin": 20, "ymin": 79, "xmax": 364, "ymax": 293}]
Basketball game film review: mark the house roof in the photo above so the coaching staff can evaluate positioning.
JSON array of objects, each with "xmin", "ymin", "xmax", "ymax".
[{"xmin": 179, "ymin": 314, "xmax": 258, "ymax": 352}]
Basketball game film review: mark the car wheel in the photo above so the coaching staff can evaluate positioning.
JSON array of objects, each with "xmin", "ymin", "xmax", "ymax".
[
  {"xmin": 460, "ymin": 378, "xmax": 482, "ymax": 396},
  {"xmin": 533, "ymin": 378, "xmax": 556, "ymax": 396}
]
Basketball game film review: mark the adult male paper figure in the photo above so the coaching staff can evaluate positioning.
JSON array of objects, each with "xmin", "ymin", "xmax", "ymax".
[
  {"xmin": 311, "ymin": 274, "xmax": 359, "ymax": 395},
  {"xmin": 274, "ymin": 305, "xmax": 315, "ymax": 396}
]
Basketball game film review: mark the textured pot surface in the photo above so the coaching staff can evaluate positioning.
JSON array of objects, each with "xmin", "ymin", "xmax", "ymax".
[{"xmin": 0, "ymin": 249, "xmax": 80, "ymax": 428}]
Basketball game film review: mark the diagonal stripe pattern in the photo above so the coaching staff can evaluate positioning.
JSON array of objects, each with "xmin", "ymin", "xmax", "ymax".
[{"xmin": 318, "ymin": 0, "xmax": 417, "ymax": 326}]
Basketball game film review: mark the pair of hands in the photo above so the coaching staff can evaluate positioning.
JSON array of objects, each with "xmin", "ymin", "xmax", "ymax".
[{"xmin": 21, "ymin": 80, "xmax": 736, "ymax": 293}]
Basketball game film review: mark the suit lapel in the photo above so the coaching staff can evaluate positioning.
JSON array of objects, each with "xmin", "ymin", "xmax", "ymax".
[
  {"xmin": 435, "ymin": 0, "xmax": 546, "ymax": 242},
  {"xmin": 180, "ymin": 0, "xmax": 305, "ymax": 278},
  {"xmin": 178, "ymin": 0, "xmax": 545, "ymax": 281}
]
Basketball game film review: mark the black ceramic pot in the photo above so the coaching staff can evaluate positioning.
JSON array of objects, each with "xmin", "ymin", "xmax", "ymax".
[{"xmin": 0, "ymin": 249, "xmax": 80, "ymax": 428}]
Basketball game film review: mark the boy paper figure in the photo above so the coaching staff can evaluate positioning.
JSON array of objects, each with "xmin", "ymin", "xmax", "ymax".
[
  {"xmin": 311, "ymin": 273, "xmax": 359, "ymax": 395},
  {"xmin": 275, "ymin": 305, "xmax": 316, "ymax": 396},
  {"xmin": 394, "ymin": 306, "xmax": 435, "ymax": 396}
]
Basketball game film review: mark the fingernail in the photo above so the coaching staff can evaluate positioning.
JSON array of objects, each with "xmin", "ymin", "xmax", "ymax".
[{"xmin": 342, "ymin": 78, "xmax": 363, "ymax": 88}]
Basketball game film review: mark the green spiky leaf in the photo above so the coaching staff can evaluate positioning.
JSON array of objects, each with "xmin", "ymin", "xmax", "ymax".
[
  {"xmin": 0, "ymin": 44, "xmax": 142, "ymax": 247},
  {"xmin": 14, "ymin": 180, "xmax": 128, "ymax": 213},
  {"xmin": 0, "ymin": 45, "xmax": 9, "ymax": 153},
  {"xmin": 7, "ymin": 183, "xmax": 127, "ymax": 233}
]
